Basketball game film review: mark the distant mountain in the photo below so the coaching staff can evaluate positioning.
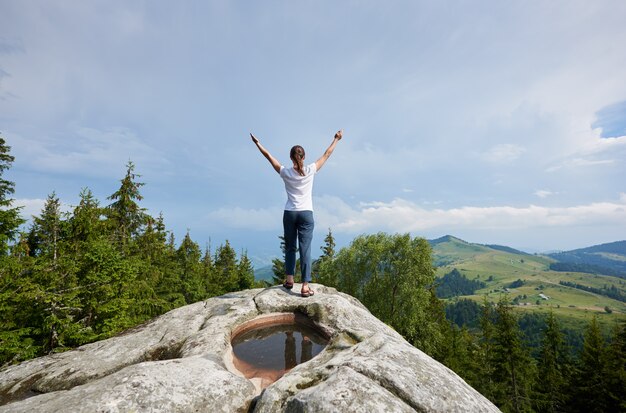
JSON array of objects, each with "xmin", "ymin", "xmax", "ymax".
[
  {"xmin": 484, "ymin": 244, "xmax": 530, "ymax": 256},
  {"xmin": 428, "ymin": 235, "xmax": 493, "ymax": 266},
  {"xmin": 571, "ymin": 240, "xmax": 626, "ymax": 255},
  {"xmin": 429, "ymin": 235, "xmax": 466, "ymax": 246},
  {"xmin": 547, "ymin": 240, "xmax": 626, "ymax": 279},
  {"xmin": 254, "ymin": 265, "xmax": 275, "ymax": 282},
  {"xmin": 429, "ymin": 235, "xmax": 529, "ymax": 255}
]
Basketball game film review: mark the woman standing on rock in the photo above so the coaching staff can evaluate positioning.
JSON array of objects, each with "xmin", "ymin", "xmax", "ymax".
[{"xmin": 251, "ymin": 130, "xmax": 343, "ymax": 297}]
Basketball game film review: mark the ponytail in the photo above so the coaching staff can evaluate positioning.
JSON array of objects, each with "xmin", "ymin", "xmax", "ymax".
[{"xmin": 290, "ymin": 145, "xmax": 306, "ymax": 177}]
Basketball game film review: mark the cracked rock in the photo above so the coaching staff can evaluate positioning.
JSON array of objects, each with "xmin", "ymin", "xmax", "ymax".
[{"xmin": 0, "ymin": 285, "xmax": 500, "ymax": 412}]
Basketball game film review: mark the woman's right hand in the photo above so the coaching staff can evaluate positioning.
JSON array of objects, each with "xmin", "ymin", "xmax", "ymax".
[
  {"xmin": 250, "ymin": 133, "xmax": 259, "ymax": 144},
  {"xmin": 334, "ymin": 130, "xmax": 343, "ymax": 140}
]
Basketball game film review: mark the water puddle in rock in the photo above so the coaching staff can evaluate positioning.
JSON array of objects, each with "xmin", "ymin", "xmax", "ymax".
[{"xmin": 231, "ymin": 322, "xmax": 328, "ymax": 387}]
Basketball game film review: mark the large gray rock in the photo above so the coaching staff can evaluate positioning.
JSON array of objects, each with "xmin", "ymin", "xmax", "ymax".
[{"xmin": 0, "ymin": 285, "xmax": 500, "ymax": 412}]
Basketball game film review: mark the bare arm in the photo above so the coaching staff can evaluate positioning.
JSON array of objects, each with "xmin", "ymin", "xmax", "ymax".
[
  {"xmin": 315, "ymin": 130, "xmax": 343, "ymax": 172},
  {"xmin": 250, "ymin": 133, "xmax": 282, "ymax": 173}
]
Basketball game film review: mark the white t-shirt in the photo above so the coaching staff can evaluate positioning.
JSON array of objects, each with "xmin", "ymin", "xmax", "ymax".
[{"xmin": 279, "ymin": 163, "xmax": 317, "ymax": 211}]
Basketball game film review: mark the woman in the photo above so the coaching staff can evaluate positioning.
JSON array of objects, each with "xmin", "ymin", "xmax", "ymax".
[{"xmin": 251, "ymin": 130, "xmax": 343, "ymax": 297}]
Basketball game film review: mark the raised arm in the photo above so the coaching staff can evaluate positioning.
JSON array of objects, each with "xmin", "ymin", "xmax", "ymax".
[
  {"xmin": 315, "ymin": 129, "xmax": 343, "ymax": 172},
  {"xmin": 250, "ymin": 133, "xmax": 282, "ymax": 173}
]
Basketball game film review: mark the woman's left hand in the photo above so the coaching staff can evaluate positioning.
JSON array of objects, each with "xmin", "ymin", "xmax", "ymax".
[{"xmin": 250, "ymin": 133, "xmax": 259, "ymax": 144}]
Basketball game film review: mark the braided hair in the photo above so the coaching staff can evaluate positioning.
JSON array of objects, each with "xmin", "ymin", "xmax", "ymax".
[{"xmin": 290, "ymin": 145, "xmax": 306, "ymax": 177}]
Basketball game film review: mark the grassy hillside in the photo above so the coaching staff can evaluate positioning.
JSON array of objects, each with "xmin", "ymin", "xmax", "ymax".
[{"xmin": 431, "ymin": 236, "xmax": 626, "ymax": 331}]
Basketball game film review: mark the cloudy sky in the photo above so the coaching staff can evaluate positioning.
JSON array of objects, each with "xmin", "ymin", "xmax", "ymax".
[{"xmin": 1, "ymin": 1, "xmax": 625, "ymax": 266}]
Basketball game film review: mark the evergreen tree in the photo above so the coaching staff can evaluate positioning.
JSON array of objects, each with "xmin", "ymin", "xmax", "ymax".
[
  {"xmin": 31, "ymin": 192, "xmax": 65, "ymax": 262},
  {"xmin": 0, "ymin": 161, "xmax": 264, "ymax": 366},
  {"xmin": 535, "ymin": 312, "xmax": 570, "ymax": 413},
  {"xmin": 444, "ymin": 325, "xmax": 483, "ymax": 390},
  {"xmin": 476, "ymin": 298, "xmax": 498, "ymax": 402},
  {"xmin": 320, "ymin": 228, "xmax": 335, "ymax": 259},
  {"xmin": 201, "ymin": 243, "xmax": 220, "ymax": 296},
  {"xmin": 605, "ymin": 322, "xmax": 626, "ymax": 412},
  {"xmin": 176, "ymin": 231, "xmax": 204, "ymax": 303},
  {"xmin": 571, "ymin": 315, "xmax": 610, "ymax": 413},
  {"xmin": 0, "ymin": 251, "xmax": 39, "ymax": 364},
  {"xmin": 68, "ymin": 188, "xmax": 104, "ymax": 251},
  {"xmin": 215, "ymin": 240, "xmax": 239, "ymax": 292},
  {"xmin": 106, "ymin": 161, "xmax": 148, "ymax": 248},
  {"xmin": 237, "ymin": 251, "xmax": 255, "ymax": 290},
  {"xmin": 0, "ymin": 136, "xmax": 25, "ymax": 255},
  {"xmin": 314, "ymin": 228, "xmax": 335, "ymax": 284},
  {"xmin": 76, "ymin": 238, "xmax": 138, "ymax": 336},
  {"xmin": 491, "ymin": 298, "xmax": 535, "ymax": 413}
]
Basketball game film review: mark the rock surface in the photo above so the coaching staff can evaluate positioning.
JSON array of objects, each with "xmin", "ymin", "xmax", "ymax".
[{"xmin": 0, "ymin": 285, "xmax": 501, "ymax": 412}]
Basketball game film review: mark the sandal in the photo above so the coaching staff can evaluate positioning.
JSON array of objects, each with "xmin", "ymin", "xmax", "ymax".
[
  {"xmin": 283, "ymin": 281, "xmax": 294, "ymax": 290},
  {"xmin": 301, "ymin": 287, "xmax": 315, "ymax": 298}
]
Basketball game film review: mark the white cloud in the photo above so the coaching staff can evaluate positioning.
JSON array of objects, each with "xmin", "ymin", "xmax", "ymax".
[
  {"xmin": 203, "ymin": 194, "xmax": 626, "ymax": 238},
  {"xmin": 534, "ymin": 189, "xmax": 554, "ymax": 198},
  {"xmin": 14, "ymin": 198, "xmax": 73, "ymax": 220},
  {"xmin": 14, "ymin": 198, "xmax": 46, "ymax": 219},
  {"xmin": 316, "ymin": 195, "xmax": 626, "ymax": 234},
  {"xmin": 481, "ymin": 144, "xmax": 526, "ymax": 163},
  {"xmin": 8, "ymin": 126, "xmax": 169, "ymax": 177},
  {"xmin": 546, "ymin": 157, "xmax": 615, "ymax": 172},
  {"xmin": 204, "ymin": 206, "xmax": 281, "ymax": 231}
]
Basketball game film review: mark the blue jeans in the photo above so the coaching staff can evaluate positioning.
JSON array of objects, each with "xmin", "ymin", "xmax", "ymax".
[{"xmin": 283, "ymin": 210, "xmax": 314, "ymax": 283}]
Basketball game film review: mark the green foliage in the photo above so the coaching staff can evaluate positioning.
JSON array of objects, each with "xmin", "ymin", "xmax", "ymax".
[
  {"xmin": 559, "ymin": 280, "xmax": 626, "ymax": 302},
  {"xmin": 0, "ymin": 161, "xmax": 254, "ymax": 367},
  {"xmin": 445, "ymin": 298, "xmax": 482, "ymax": 329},
  {"xmin": 106, "ymin": 161, "xmax": 149, "ymax": 248},
  {"xmin": 605, "ymin": 323, "xmax": 626, "ymax": 412},
  {"xmin": 569, "ymin": 316, "xmax": 612, "ymax": 413},
  {"xmin": 312, "ymin": 228, "xmax": 335, "ymax": 283},
  {"xmin": 0, "ymin": 136, "xmax": 26, "ymax": 255},
  {"xmin": 534, "ymin": 312, "xmax": 571, "ymax": 413},
  {"xmin": 436, "ymin": 268, "xmax": 486, "ymax": 298},
  {"xmin": 237, "ymin": 251, "xmax": 255, "ymax": 290},
  {"xmin": 490, "ymin": 298, "xmax": 536, "ymax": 413},
  {"xmin": 318, "ymin": 232, "xmax": 445, "ymax": 356}
]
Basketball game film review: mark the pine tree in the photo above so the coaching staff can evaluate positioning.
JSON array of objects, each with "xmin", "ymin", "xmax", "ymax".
[
  {"xmin": 201, "ymin": 243, "xmax": 220, "ymax": 296},
  {"xmin": 0, "ymin": 136, "xmax": 25, "ymax": 255},
  {"xmin": 314, "ymin": 228, "xmax": 335, "ymax": 284},
  {"xmin": 0, "ymin": 247, "xmax": 39, "ymax": 364},
  {"xmin": 32, "ymin": 192, "xmax": 64, "ymax": 262},
  {"xmin": 571, "ymin": 315, "xmax": 610, "ymax": 413},
  {"xmin": 535, "ymin": 311, "xmax": 570, "ymax": 413},
  {"xmin": 68, "ymin": 188, "xmax": 103, "ymax": 251},
  {"xmin": 444, "ymin": 325, "xmax": 482, "ymax": 389},
  {"xmin": 237, "ymin": 251, "xmax": 255, "ymax": 290},
  {"xmin": 491, "ymin": 298, "xmax": 535, "ymax": 413},
  {"xmin": 476, "ymin": 298, "xmax": 498, "ymax": 402},
  {"xmin": 176, "ymin": 231, "xmax": 204, "ymax": 303},
  {"xmin": 214, "ymin": 240, "xmax": 239, "ymax": 292},
  {"xmin": 106, "ymin": 161, "xmax": 148, "ymax": 249},
  {"xmin": 605, "ymin": 322, "xmax": 626, "ymax": 412},
  {"xmin": 76, "ymin": 238, "xmax": 138, "ymax": 336},
  {"xmin": 320, "ymin": 228, "xmax": 335, "ymax": 259}
]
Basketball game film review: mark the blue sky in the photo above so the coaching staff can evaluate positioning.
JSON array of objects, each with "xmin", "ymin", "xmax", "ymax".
[{"xmin": 1, "ymin": 1, "xmax": 626, "ymax": 266}]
